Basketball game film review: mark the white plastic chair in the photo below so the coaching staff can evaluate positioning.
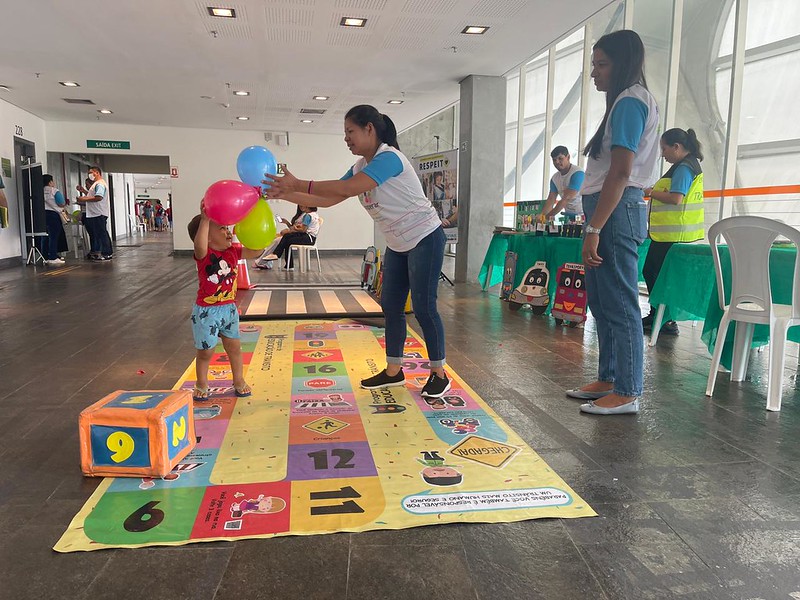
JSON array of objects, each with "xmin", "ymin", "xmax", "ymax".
[
  {"xmin": 290, "ymin": 216, "xmax": 323, "ymax": 273},
  {"xmin": 705, "ymin": 216, "xmax": 800, "ymax": 411},
  {"xmin": 129, "ymin": 214, "xmax": 145, "ymax": 234}
]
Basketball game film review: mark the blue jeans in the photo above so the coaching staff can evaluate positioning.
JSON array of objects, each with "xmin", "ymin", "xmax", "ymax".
[
  {"xmin": 382, "ymin": 227, "xmax": 447, "ymax": 368},
  {"xmin": 582, "ymin": 188, "xmax": 647, "ymax": 397}
]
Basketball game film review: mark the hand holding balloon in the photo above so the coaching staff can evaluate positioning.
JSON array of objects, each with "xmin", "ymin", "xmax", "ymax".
[{"xmin": 262, "ymin": 168, "xmax": 300, "ymax": 199}]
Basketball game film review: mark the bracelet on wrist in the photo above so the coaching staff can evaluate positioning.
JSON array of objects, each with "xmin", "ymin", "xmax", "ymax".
[{"xmin": 307, "ymin": 180, "xmax": 313, "ymax": 194}]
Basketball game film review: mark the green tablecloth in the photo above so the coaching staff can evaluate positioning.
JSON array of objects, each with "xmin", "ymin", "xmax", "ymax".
[
  {"xmin": 649, "ymin": 242, "xmax": 799, "ymax": 368},
  {"xmin": 648, "ymin": 243, "xmax": 716, "ymax": 324},
  {"xmin": 478, "ymin": 232, "xmax": 649, "ymax": 290}
]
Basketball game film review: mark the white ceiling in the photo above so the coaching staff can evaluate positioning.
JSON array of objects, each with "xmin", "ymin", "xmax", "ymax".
[
  {"xmin": 0, "ymin": 0, "xmax": 611, "ymax": 135},
  {"xmin": 133, "ymin": 174, "xmax": 171, "ymax": 190}
]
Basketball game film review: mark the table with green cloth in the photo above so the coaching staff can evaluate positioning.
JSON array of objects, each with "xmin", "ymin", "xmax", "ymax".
[
  {"xmin": 477, "ymin": 233, "xmax": 649, "ymax": 317},
  {"xmin": 647, "ymin": 243, "xmax": 716, "ymax": 325},
  {"xmin": 648, "ymin": 242, "xmax": 798, "ymax": 368},
  {"xmin": 478, "ymin": 232, "xmax": 649, "ymax": 292}
]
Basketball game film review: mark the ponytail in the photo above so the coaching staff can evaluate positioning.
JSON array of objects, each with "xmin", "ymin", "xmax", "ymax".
[
  {"xmin": 381, "ymin": 113, "xmax": 399, "ymax": 150},
  {"xmin": 345, "ymin": 104, "xmax": 400, "ymax": 150},
  {"xmin": 661, "ymin": 127, "xmax": 704, "ymax": 162}
]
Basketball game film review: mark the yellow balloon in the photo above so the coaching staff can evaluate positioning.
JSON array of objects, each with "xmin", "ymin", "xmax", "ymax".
[{"xmin": 234, "ymin": 199, "xmax": 277, "ymax": 250}]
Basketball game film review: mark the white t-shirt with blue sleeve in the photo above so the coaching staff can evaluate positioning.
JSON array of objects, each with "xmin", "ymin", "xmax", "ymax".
[
  {"xmin": 582, "ymin": 84, "xmax": 660, "ymax": 195},
  {"xmin": 549, "ymin": 164, "xmax": 585, "ymax": 214},
  {"xmin": 342, "ymin": 143, "xmax": 441, "ymax": 252},
  {"xmin": 300, "ymin": 211, "xmax": 320, "ymax": 236},
  {"xmin": 86, "ymin": 179, "xmax": 110, "ymax": 218}
]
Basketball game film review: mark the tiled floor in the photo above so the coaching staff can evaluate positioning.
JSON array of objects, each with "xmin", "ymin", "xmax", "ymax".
[{"xmin": 1, "ymin": 232, "xmax": 799, "ymax": 600}]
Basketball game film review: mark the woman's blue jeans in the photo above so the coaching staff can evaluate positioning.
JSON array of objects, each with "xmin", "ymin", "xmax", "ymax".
[
  {"xmin": 381, "ymin": 227, "xmax": 447, "ymax": 368},
  {"xmin": 582, "ymin": 188, "xmax": 647, "ymax": 397}
]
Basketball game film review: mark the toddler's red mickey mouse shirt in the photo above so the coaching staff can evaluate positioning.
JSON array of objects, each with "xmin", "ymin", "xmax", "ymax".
[{"xmin": 194, "ymin": 246, "xmax": 242, "ymax": 306}]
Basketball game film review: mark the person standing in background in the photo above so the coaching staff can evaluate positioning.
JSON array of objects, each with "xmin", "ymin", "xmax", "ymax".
[
  {"xmin": 642, "ymin": 128, "xmax": 705, "ymax": 337},
  {"xmin": 42, "ymin": 174, "xmax": 68, "ymax": 265},
  {"xmin": 76, "ymin": 166, "xmax": 113, "ymax": 261},
  {"xmin": 0, "ymin": 174, "xmax": 8, "ymax": 228},
  {"xmin": 540, "ymin": 146, "xmax": 585, "ymax": 222},
  {"xmin": 0, "ymin": 174, "xmax": 7, "ymax": 210}
]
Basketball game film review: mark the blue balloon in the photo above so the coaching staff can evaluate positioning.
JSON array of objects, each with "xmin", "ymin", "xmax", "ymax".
[{"xmin": 236, "ymin": 146, "xmax": 278, "ymax": 188}]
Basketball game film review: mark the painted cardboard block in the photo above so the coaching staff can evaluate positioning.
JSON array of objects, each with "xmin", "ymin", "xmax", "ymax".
[{"xmin": 79, "ymin": 390, "xmax": 195, "ymax": 478}]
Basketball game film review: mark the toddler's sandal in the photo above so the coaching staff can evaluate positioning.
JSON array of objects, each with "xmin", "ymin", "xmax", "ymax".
[
  {"xmin": 234, "ymin": 384, "xmax": 252, "ymax": 398},
  {"xmin": 192, "ymin": 386, "xmax": 210, "ymax": 402}
]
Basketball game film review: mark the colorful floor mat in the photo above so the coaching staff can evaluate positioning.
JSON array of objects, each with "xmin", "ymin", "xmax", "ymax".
[
  {"xmin": 55, "ymin": 320, "xmax": 595, "ymax": 552},
  {"xmin": 237, "ymin": 287, "xmax": 383, "ymax": 320}
]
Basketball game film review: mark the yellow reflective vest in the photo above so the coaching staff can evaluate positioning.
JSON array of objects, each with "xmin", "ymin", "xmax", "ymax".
[{"xmin": 648, "ymin": 158, "xmax": 704, "ymax": 242}]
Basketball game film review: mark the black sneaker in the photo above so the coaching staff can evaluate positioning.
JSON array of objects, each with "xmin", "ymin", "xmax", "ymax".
[
  {"xmin": 660, "ymin": 320, "xmax": 680, "ymax": 336},
  {"xmin": 421, "ymin": 372, "xmax": 451, "ymax": 398},
  {"xmin": 360, "ymin": 369, "xmax": 405, "ymax": 389},
  {"xmin": 642, "ymin": 312, "xmax": 654, "ymax": 331}
]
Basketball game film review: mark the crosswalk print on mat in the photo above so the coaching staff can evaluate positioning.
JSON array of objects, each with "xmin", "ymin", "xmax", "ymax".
[{"xmin": 237, "ymin": 287, "xmax": 383, "ymax": 320}]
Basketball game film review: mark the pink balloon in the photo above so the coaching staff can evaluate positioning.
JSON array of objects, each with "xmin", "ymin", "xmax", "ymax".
[{"xmin": 203, "ymin": 180, "xmax": 259, "ymax": 225}]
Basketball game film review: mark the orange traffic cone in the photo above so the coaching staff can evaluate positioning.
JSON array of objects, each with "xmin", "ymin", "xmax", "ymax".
[
  {"xmin": 237, "ymin": 258, "xmax": 252, "ymax": 290},
  {"xmin": 232, "ymin": 241, "xmax": 253, "ymax": 290}
]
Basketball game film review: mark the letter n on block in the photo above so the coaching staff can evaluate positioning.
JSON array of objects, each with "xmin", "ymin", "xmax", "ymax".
[{"xmin": 79, "ymin": 390, "xmax": 196, "ymax": 478}]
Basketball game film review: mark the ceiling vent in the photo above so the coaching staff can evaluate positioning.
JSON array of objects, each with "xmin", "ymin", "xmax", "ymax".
[
  {"xmin": 62, "ymin": 98, "xmax": 96, "ymax": 105},
  {"xmin": 299, "ymin": 108, "xmax": 326, "ymax": 115}
]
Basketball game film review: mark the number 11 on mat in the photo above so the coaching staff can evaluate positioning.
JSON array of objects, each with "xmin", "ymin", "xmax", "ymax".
[{"xmin": 290, "ymin": 477, "xmax": 385, "ymax": 531}]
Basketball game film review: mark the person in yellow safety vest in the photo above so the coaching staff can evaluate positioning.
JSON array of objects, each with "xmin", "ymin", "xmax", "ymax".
[{"xmin": 642, "ymin": 127, "xmax": 704, "ymax": 335}]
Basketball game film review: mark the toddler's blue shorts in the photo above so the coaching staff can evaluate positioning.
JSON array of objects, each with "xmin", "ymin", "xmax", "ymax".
[{"xmin": 191, "ymin": 303, "xmax": 240, "ymax": 350}]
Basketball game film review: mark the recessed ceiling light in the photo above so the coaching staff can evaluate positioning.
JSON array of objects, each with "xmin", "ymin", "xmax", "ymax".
[
  {"xmin": 300, "ymin": 119, "xmax": 314, "ymax": 124},
  {"xmin": 313, "ymin": 95, "xmax": 329, "ymax": 101},
  {"xmin": 207, "ymin": 7, "xmax": 236, "ymax": 18},
  {"xmin": 461, "ymin": 25, "xmax": 489, "ymax": 35},
  {"xmin": 60, "ymin": 81, "xmax": 80, "ymax": 87},
  {"xmin": 0, "ymin": 85, "xmax": 10, "ymax": 92},
  {"xmin": 200, "ymin": 95, "xmax": 214, "ymax": 99},
  {"xmin": 236, "ymin": 116, "xmax": 249, "ymax": 121},
  {"xmin": 233, "ymin": 90, "xmax": 250, "ymax": 96},
  {"xmin": 340, "ymin": 17, "xmax": 367, "ymax": 27},
  {"xmin": 387, "ymin": 100, "xmax": 404, "ymax": 105},
  {"xmin": 98, "ymin": 109, "xmax": 113, "ymax": 114}
]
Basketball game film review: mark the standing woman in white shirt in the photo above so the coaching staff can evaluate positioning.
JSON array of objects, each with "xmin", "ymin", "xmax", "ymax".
[
  {"xmin": 42, "ymin": 174, "xmax": 68, "ymax": 264},
  {"xmin": 264, "ymin": 105, "xmax": 451, "ymax": 399},
  {"xmin": 566, "ymin": 30, "xmax": 660, "ymax": 415}
]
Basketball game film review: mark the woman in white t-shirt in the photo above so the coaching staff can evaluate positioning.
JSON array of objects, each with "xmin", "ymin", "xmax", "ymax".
[
  {"xmin": 263, "ymin": 205, "xmax": 320, "ymax": 269},
  {"xmin": 565, "ymin": 30, "xmax": 660, "ymax": 416},
  {"xmin": 43, "ymin": 174, "xmax": 68, "ymax": 264},
  {"xmin": 264, "ymin": 105, "xmax": 450, "ymax": 399}
]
